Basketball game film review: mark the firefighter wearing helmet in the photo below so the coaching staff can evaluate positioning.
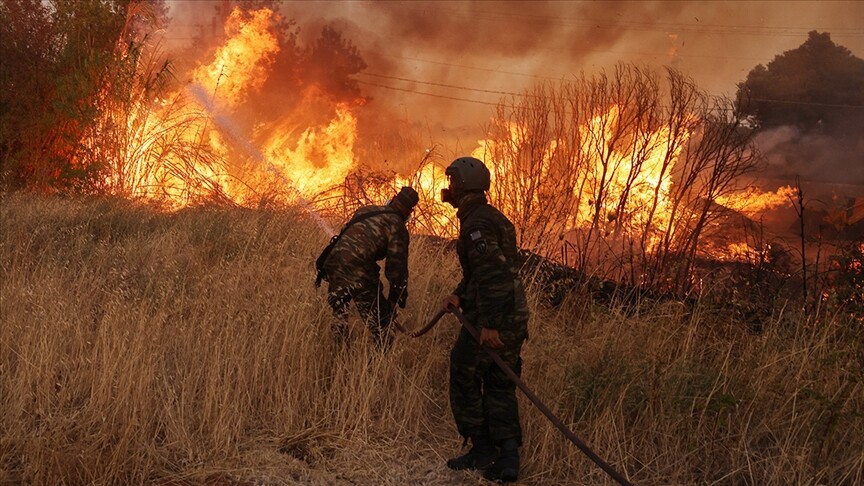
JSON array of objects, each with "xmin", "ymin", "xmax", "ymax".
[
  {"xmin": 318, "ymin": 186, "xmax": 419, "ymax": 351},
  {"xmin": 440, "ymin": 156, "xmax": 529, "ymax": 483}
]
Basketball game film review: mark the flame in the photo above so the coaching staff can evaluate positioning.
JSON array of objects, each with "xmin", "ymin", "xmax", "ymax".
[
  {"xmin": 716, "ymin": 185, "xmax": 796, "ymax": 215},
  {"xmin": 667, "ymin": 33, "xmax": 680, "ymax": 63},
  {"xmin": 576, "ymin": 107, "xmax": 684, "ymax": 240},
  {"xmin": 104, "ymin": 7, "xmax": 366, "ymax": 210},
  {"xmin": 192, "ymin": 8, "xmax": 279, "ymax": 107},
  {"xmin": 473, "ymin": 106, "xmax": 689, "ymax": 254},
  {"xmin": 263, "ymin": 102, "xmax": 358, "ymax": 194},
  {"xmin": 396, "ymin": 162, "xmax": 457, "ymax": 237},
  {"xmin": 97, "ymin": 6, "xmax": 810, "ymax": 273},
  {"xmin": 725, "ymin": 241, "xmax": 772, "ymax": 263}
]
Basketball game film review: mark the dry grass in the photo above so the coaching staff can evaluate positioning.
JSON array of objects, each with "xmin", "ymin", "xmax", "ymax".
[{"xmin": 1, "ymin": 193, "xmax": 862, "ymax": 485}]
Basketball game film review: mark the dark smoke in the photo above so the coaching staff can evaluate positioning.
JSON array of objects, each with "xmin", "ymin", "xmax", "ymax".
[
  {"xmin": 755, "ymin": 127, "xmax": 864, "ymax": 191},
  {"xmin": 163, "ymin": 0, "xmax": 864, "ymax": 190}
]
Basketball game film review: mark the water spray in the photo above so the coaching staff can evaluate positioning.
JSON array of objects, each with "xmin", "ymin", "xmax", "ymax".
[{"xmin": 187, "ymin": 83, "xmax": 335, "ymax": 236}]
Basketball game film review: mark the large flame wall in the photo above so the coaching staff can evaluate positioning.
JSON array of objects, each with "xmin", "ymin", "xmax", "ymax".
[{"xmin": 97, "ymin": 6, "xmax": 799, "ymax": 285}]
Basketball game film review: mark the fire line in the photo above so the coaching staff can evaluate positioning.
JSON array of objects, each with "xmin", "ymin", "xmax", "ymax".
[{"xmin": 187, "ymin": 82, "xmax": 335, "ymax": 236}]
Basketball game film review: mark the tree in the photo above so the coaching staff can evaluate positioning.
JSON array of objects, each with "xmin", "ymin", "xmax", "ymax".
[
  {"xmin": 300, "ymin": 25, "xmax": 367, "ymax": 103},
  {"xmin": 0, "ymin": 0, "xmax": 57, "ymax": 188},
  {"xmin": 482, "ymin": 64, "xmax": 760, "ymax": 294},
  {"xmin": 736, "ymin": 31, "xmax": 864, "ymax": 137},
  {"xmin": 0, "ymin": 0, "xmax": 169, "ymax": 192}
]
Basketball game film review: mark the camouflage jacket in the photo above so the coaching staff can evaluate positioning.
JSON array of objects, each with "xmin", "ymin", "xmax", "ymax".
[
  {"xmin": 453, "ymin": 193, "xmax": 529, "ymax": 332},
  {"xmin": 323, "ymin": 205, "xmax": 410, "ymax": 291}
]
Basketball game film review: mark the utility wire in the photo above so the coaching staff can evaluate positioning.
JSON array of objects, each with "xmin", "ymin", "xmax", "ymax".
[
  {"xmin": 366, "ymin": 53, "xmax": 570, "ymax": 82},
  {"xmin": 741, "ymin": 98, "xmax": 864, "ymax": 109},
  {"xmin": 359, "ymin": 73, "xmax": 864, "ymax": 110},
  {"xmin": 356, "ymin": 79, "xmax": 501, "ymax": 107},
  {"xmin": 358, "ymin": 72, "xmax": 534, "ymax": 98}
]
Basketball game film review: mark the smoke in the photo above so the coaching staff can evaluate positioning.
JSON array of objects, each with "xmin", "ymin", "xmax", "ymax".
[
  {"xmin": 754, "ymin": 126, "xmax": 864, "ymax": 194},
  {"xmin": 739, "ymin": 124, "xmax": 864, "ymax": 243},
  {"xmin": 277, "ymin": 1, "xmax": 697, "ymax": 149},
  {"xmin": 161, "ymin": 1, "xmax": 863, "ymax": 187}
]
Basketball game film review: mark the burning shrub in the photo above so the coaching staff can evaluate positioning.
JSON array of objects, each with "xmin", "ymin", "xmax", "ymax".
[
  {"xmin": 0, "ymin": 0, "xmax": 169, "ymax": 194},
  {"xmin": 479, "ymin": 65, "xmax": 761, "ymax": 296},
  {"xmin": 823, "ymin": 241, "xmax": 864, "ymax": 323}
]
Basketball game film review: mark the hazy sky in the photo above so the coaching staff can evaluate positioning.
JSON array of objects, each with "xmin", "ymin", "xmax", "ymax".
[{"xmin": 277, "ymin": 0, "xmax": 864, "ymax": 95}]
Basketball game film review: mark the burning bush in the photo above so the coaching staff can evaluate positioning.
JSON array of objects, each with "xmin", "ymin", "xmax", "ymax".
[
  {"xmin": 477, "ymin": 66, "xmax": 763, "ymax": 296},
  {"xmin": 824, "ymin": 241, "xmax": 864, "ymax": 322},
  {"xmin": 2, "ymin": 1, "xmax": 840, "ymax": 306}
]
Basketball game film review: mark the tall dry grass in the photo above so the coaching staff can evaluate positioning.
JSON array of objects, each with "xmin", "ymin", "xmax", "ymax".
[{"xmin": 1, "ymin": 193, "xmax": 862, "ymax": 485}]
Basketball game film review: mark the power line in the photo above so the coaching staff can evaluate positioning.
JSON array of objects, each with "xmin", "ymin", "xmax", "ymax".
[
  {"xmin": 745, "ymin": 98, "xmax": 864, "ymax": 109},
  {"xmin": 359, "ymin": 72, "xmax": 864, "ymax": 110},
  {"xmin": 358, "ymin": 72, "xmax": 531, "ymax": 98},
  {"xmin": 369, "ymin": 49, "xmax": 779, "ymax": 73},
  {"xmin": 366, "ymin": 53, "xmax": 569, "ymax": 82},
  {"xmin": 358, "ymin": 78, "xmax": 732, "ymax": 115},
  {"xmin": 356, "ymin": 79, "xmax": 501, "ymax": 106}
]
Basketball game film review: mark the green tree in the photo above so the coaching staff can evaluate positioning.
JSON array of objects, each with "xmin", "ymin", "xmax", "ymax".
[
  {"xmin": 736, "ymin": 31, "xmax": 864, "ymax": 137},
  {"xmin": 0, "ymin": 0, "xmax": 167, "ymax": 192}
]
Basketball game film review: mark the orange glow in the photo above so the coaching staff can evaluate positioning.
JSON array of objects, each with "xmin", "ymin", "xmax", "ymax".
[
  {"xmin": 192, "ymin": 8, "xmax": 279, "ymax": 107},
  {"xmin": 725, "ymin": 242, "xmax": 771, "ymax": 263},
  {"xmin": 97, "ymin": 7, "xmax": 807, "ymax": 271},
  {"xmin": 103, "ymin": 8, "xmax": 367, "ymax": 210},
  {"xmin": 473, "ymin": 106, "xmax": 689, "ymax": 253},
  {"xmin": 261, "ymin": 103, "xmax": 358, "ymax": 195},
  {"xmin": 575, "ymin": 107, "xmax": 684, "ymax": 247},
  {"xmin": 716, "ymin": 185, "xmax": 796, "ymax": 216},
  {"xmin": 397, "ymin": 162, "xmax": 457, "ymax": 237}
]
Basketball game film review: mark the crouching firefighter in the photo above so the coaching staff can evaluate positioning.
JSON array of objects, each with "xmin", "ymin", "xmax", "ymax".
[
  {"xmin": 440, "ymin": 156, "xmax": 529, "ymax": 483},
  {"xmin": 315, "ymin": 186, "xmax": 419, "ymax": 351}
]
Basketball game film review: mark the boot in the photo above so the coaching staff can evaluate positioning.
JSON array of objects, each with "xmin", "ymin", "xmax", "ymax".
[
  {"xmin": 483, "ymin": 438, "xmax": 520, "ymax": 483},
  {"xmin": 446, "ymin": 435, "xmax": 497, "ymax": 471}
]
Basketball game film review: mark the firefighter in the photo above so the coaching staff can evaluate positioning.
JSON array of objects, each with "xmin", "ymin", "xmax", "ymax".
[
  {"xmin": 321, "ymin": 186, "xmax": 419, "ymax": 350},
  {"xmin": 440, "ymin": 157, "xmax": 529, "ymax": 483}
]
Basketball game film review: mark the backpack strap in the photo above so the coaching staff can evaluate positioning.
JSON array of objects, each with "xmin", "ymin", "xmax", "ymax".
[
  {"xmin": 315, "ymin": 208, "xmax": 398, "ymax": 287},
  {"xmin": 340, "ymin": 208, "xmax": 398, "ymax": 235}
]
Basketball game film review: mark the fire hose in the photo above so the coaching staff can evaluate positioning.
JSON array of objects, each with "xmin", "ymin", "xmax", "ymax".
[
  {"xmin": 392, "ymin": 308, "xmax": 447, "ymax": 337},
  {"xmin": 394, "ymin": 306, "xmax": 635, "ymax": 486}
]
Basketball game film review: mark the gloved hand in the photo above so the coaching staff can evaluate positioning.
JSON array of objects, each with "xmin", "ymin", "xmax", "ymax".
[{"xmin": 389, "ymin": 285, "xmax": 407, "ymax": 308}]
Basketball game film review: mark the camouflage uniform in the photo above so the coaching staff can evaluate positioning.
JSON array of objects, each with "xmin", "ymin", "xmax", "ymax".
[
  {"xmin": 323, "ymin": 205, "xmax": 410, "ymax": 349},
  {"xmin": 450, "ymin": 192, "xmax": 529, "ymax": 445}
]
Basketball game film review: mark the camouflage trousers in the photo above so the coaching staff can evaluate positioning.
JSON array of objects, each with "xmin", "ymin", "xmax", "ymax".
[
  {"xmin": 327, "ymin": 282, "xmax": 394, "ymax": 351},
  {"xmin": 449, "ymin": 324, "xmax": 526, "ymax": 445}
]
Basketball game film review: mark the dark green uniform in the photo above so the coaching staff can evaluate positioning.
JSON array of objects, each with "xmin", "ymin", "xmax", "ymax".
[
  {"xmin": 323, "ymin": 205, "xmax": 410, "ymax": 348},
  {"xmin": 450, "ymin": 192, "xmax": 529, "ymax": 445}
]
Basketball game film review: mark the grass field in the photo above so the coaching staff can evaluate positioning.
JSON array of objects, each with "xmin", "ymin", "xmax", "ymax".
[{"xmin": 1, "ymin": 193, "xmax": 862, "ymax": 485}]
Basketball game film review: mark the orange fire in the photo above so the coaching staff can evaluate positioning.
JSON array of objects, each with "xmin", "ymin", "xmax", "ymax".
[
  {"xmin": 716, "ymin": 185, "xmax": 796, "ymax": 216},
  {"xmin": 112, "ymin": 6, "xmax": 452, "ymax": 231},
  {"xmin": 105, "ymin": 7, "xmax": 370, "ymax": 211},
  {"xmin": 192, "ymin": 8, "xmax": 279, "ymax": 108},
  {"xmin": 576, "ymin": 107, "xmax": 684, "ymax": 247},
  {"xmin": 101, "ymin": 7, "xmax": 803, "ymax": 266}
]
